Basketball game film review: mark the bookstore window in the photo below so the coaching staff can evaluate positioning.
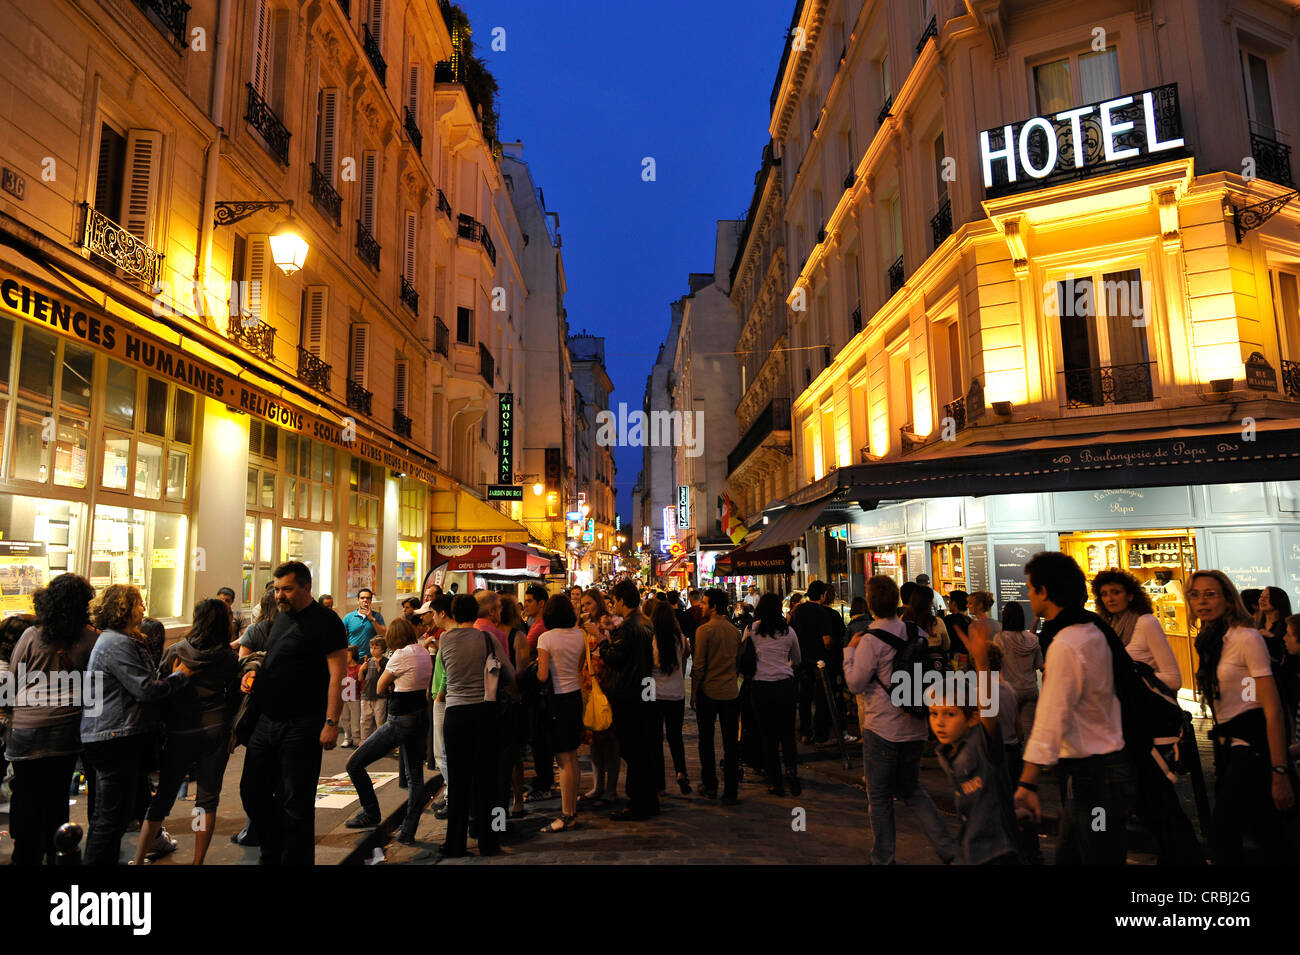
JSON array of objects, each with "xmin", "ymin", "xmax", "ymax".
[
  {"xmin": 396, "ymin": 476, "xmax": 426, "ymax": 597},
  {"xmin": 89, "ymin": 504, "xmax": 187, "ymax": 619},
  {"xmin": 100, "ymin": 360, "xmax": 195, "ymax": 502},
  {"xmin": 9, "ymin": 322, "xmax": 92, "ymax": 489},
  {"xmin": 244, "ymin": 419, "xmax": 279, "ymax": 603},
  {"xmin": 348, "ymin": 458, "xmax": 384, "ymax": 530}
]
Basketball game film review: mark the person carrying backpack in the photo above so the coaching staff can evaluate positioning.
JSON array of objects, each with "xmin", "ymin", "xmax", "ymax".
[{"xmin": 844, "ymin": 574, "xmax": 957, "ymax": 865}]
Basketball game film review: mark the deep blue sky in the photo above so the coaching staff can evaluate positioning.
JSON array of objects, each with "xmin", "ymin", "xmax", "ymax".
[{"xmin": 464, "ymin": 0, "xmax": 792, "ymax": 524}]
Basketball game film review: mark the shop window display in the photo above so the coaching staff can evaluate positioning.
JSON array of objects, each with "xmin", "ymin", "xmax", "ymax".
[
  {"xmin": 89, "ymin": 505, "xmax": 187, "ymax": 620},
  {"xmin": 95, "ymin": 360, "xmax": 193, "ymax": 502},
  {"xmin": 0, "ymin": 496, "xmax": 83, "ymax": 615}
]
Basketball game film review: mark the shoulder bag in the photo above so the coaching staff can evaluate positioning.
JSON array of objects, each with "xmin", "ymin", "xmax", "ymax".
[{"xmin": 582, "ymin": 638, "xmax": 613, "ymax": 731}]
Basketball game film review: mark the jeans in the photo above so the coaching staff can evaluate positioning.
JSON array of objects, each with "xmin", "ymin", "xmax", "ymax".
[
  {"xmin": 610, "ymin": 695, "xmax": 660, "ymax": 813},
  {"xmin": 653, "ymin": 697, "xmax": 687, "ymax": 791},
  {"xmin": 752, "ymin": 678, "xmax": 798, "ymax": 784},
  {"xmin": 1055, "ymin": 751, "xmax": 1135, "ymax": 865},
  {"xmin": 1211, "ymin": 742, "xmax": 1283, "ymax": 866},
  {"xmin": 239, "ymin": 715, "xmax": 324, "ymax": 865},
  {"xmin": 431, "ymin": 700, "xmax": 449, "ymax": 800},
  {"xmin": 339, "ymin": 700, "xmax": 361, "ymax": 745},
  {"xmin": 360, "ymin": 699, "xmax": 387, "ymax": 741},
  {"xmin": 347, "ymin": 709, "xmax": 427, "ymax": 839},
  {"xmin": 1133, "ymin": 746, "xmax": 1203, "ymax": 865},
  {"xmin": 863, "ymin": 730, "xmax": 957, "ymax": 865},
  {"xmin": 696, "ymin": 693, "xmax": 740, "ymax": 799},
  {"xmin": 83, "ymin": 734, "xmax": 154, "ymax": 865},
  {"xmin": 9, "ymin": 754, "xmax": 78, "ymax": 865},
  {"xmin": 442, "ymin": 702, "xmax": 502, "ymax": 855}
]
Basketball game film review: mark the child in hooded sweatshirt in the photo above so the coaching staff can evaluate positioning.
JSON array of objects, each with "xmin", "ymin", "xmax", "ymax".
[{"xmin": 992, "ymin": 601, "xmax": 1043, "ymax": 745}]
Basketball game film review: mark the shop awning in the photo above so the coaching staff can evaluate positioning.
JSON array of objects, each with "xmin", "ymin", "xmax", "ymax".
[
  {"xmin": 429, "ymin": 487, "xmax": 532, "ymax": 547},
  {"xmin": 755, "ymin": 497, "xmax": 833, "ymax": 548},
  {"xmin": 430, "ymin": 542, "xmax": 551, "ymax": 578},
  {"xmin": 714, "ymin": 537, "xmax": 793, "ymax": 576}
]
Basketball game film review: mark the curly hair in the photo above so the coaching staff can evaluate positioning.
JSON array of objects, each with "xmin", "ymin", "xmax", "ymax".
[
  {"xmin": 1091, "ymin": 569, "xmax": 1153, "ymax": 617},
  {"xmin": 188, "ymin": 598, "xmax": 233, "ymax": 652},
  {"xmin": 0, "ymin": 613, "xmax": 35, "ymax": 663},
  {"xmin": 91, "ymin": 584, "xmax": 143, "ymax": 637},
  {"xmin": 32, "ymin": 573, "xmax": 95, "ymax": 651}
]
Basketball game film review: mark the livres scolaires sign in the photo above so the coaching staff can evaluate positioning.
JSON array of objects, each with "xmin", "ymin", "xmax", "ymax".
[{"xmin": 0, "ymin": 267, "xmax": 441, "ymax": 487}]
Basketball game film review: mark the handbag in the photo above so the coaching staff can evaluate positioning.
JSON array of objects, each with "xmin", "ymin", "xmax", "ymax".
[
  {"xmin": 483, "ymin": 633, "xmax": 501, "ymax": 703},
  {"xmin": 582, "ymin": 639, "xmax": 613, "ymax": 732}
]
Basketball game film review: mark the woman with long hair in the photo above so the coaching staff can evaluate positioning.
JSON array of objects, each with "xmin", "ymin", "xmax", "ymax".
[
  {"xmin": 238, "ymin": 587, "xmax": 280, "ymax": 657},
  {"xmin": 1189, "ymin": 569, "xmax": 1294, "ymax": 864},
  {"xmin": 134, "ymin": 598, "xmax": 241, "ymax": 864},
  {"xmin": 81, "ymin": 584, "xmax": 191, "ymax": 865},
  {"xmin": 5, "ymin": 575, "xmax": 97, "ymax": 865},
  {"xmin": 744, "ymin": 592, "xmax": 802, "ymax": 796},
  {"xmin": 578, "ymin": 588, "xmax": 619, "ymax": 808},
  {"xmin": 1256, "ymin": 585, "xmax": 1293, "ymax": 665},
  {"xmin": 537, "ymin": 594, "xmax": 587, "ymax": 832},
  {"xmin": 649, "ymin": 601, "xmax": 690, "ymax": 796},
  {"xmin": 344, "ymin": 617, "xmax": 432, "ymax": 845},
  {"xmin": 903, "ymin": 585, "xmax": 949, "ymax": 653}
]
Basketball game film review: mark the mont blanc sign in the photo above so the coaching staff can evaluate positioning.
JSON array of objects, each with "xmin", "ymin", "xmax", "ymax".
[{"xmin": 980, "ymin": 84, "xmax": 1186, "ymax": 198}]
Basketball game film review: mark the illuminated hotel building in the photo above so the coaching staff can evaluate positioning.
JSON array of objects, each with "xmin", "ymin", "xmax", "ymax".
[{"xmin": 737, "ymin": 0, "xmax": 1300, "ymax": 692}]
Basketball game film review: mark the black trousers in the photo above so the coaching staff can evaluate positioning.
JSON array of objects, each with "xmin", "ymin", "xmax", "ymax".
[
  {"xmin": 530, "ymin": 697, "xmax": 555, "ymax": 790},
  {"xmin": 443, "ymin": 702, "xmax": 502, "ymax": 855},
  {"xmin": 739, "ymin": 679, "xmax": 764, "ymax": 771},
  {"xmin": 697, "ymin": 693, "xmax": 740, "ymax": 799},
  {"xmin": 796, "ymin": 662, "xmax": 836, "ymax": 740},
  {"xmin": 9, "ymin": 754, "xmax": 78, "ymax": 865},
  {"xmin": 752, "ymin": 678, "xmax": 798, "ymax": 784},
  {"xmin": 1211, "ymin": 742, "xmax": 1283, "ymax": 865},
  {"xmin": 610, "ymin": 694, "xmax": 659, "ymax": 813},
  {"xmin": 83, "ymin": 735, "xmax": 154, "ymax": 866},
  {"xmin": 653, "ymin": 697, "xmax": 687, "ymax": 791},
  {"xmin": 1055, "ymin": 751, "xmax": 1135, "ymax": 865},
  {"xmin": 239, "ymin": 715, "xmax": 323, "ymax": 865},
  {"xmin": 1132, "ymin": 747, "xmax": 1204, "ymax": 865}
]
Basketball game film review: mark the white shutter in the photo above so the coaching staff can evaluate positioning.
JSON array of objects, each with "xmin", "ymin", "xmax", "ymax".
[
  {"xmin": 120, "ymin": 130, "xmax": 161, "ymax": 244},
  {"xmin": 361, "ymin": 152, "xmax": 377, "ymax": 231},
  {"xmin": 251, "ymin": 0, "xmax": 271, "ymax": 98},
  {"xmin": 349, "ymin": 323, "xmax": 370, "ymax": 389},
  {"xmin": 319, "ymin": 89, "xmax": 338, "ymax": 182},
  {"xmin": 406, "ymin": 63, "xmax": 420, "ymax": 115},
  {"xmin": 270, "ymin": 9, "xmax": 290, "ymax": 115},
  {"xmin": 395, "ymin": 357, "xmax": 409, "ymax": 416},
  {"xmin": 403, "ymin": 210, "xmax": 417, "ymax": 284},
  {"xmin": 246, "ymin": 234, "xmax": 271, "ymax": 323},
  {"xmin": 303, "ymin": 285, "xmax": 327, "ymax": 357}
]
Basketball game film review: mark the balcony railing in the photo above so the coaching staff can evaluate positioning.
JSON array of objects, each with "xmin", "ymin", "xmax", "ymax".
[
  {"xmin": 80, "ymin": 203, "xmax": 164, "ymax": 289},
  {"xmin": 876, "ymin": 94, "xmax": 893, "ymax": 128},
  {"xmin": 337, "ymin": 0, "xmax": 349, "ymax": 15},
  {"xmin": 1250, "ymin": 132, "xmax": 1295, "ymax": 187},
  {"xmin": 1060, "ymin": 361, "xmax": 1154, "ymax": 409},
  {"xmin": 435, "ymin": 318, "xmax": 450, "ymax": 357},
  {"xmin": 887, "ymin": 255, "xmax": 904, "ymax": 296},
  {"xmin": 457, "ymin": 213, "xmax": 478, "ymax": 241},
  {"xmin": 900, "ymin": 422, "xmax": 925, "ymax": 453},
  {"xmin": 362, "ymin": 23, "xmax": 387, "ymax": 84},
  {"xmin": 400, "ymin": 275, "xmax": 419, "ymax": 314},
  {"xmin": 480, "ymin": 228, "xmax": 497, "ymax": 265},
  {"xmin": 135, "ymin": 0, "xmax": 190, "ymax": 46},
  {"xmin": 479, "ymin": 343, "xmax": 495, "ymax": 385},
  {"xmin": 347, "ymin": 378, "xmax": 373, "ymax": 415},
  {"xmin": 437, "ymin": 189, "xmax": 452, "ymax": 218},
  {"xmin": 404, "ymin": 106, "xmax": 422, "ymax": 155},
  {"xmin": 944, "ymin": 395, "xmax": 967, "ymax": 433},
  {"xmin": 843, "ymin": 170, "xmax": 855, "ymax": 190},
  {"xmin": 915, "ymin": 14, "xmax": 937, "ymax": 55},
  {"xmin": 227, "ymin": 317, "xmax": 275, "ymax": 363},
  {"xmin": 1282, "ymin": 360, "xmax": 1300, "ymax": 400},
  {"xmin": 310, "ymin": 162, "xmax": 342, "ymax": 225},
  {"xmin": 245, "ymin": 83, "xmax": 290, "ymax": 166},
  {"xmin": 393, "ymin": 408, "xmax": 412, "ymax": 438},
  {"xmin": 851, "ymin": 303, "xmax": 862, "ymax": 334},
  {"xmin": 356, "ymin": 219, "xmax": 380, "ymax": 270},
  {"xmin": 727, "ymin": 397, "xmax": 792, "ymax": 475},
  {"xmin": 297, "ymin": 347, "xmax": 331, "ymax": 392},
  {"xmin": 931, "ymin": 194, "xmax": 952, "ymax": 248},
  {"xmin": 822, "ymin": 345, "xmax": 832, "ymax": 368}
]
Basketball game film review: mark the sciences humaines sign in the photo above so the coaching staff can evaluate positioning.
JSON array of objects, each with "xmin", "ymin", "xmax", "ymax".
[{"xmin": 979, "ymin": 83, "xmax": 1187, "ymax": 199}]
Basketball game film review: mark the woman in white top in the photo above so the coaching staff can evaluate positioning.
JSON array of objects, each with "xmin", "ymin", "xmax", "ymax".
[
  {"xmin": 537, "ymin": 594, "xmax": 587, "ymax": 832},
  {"xmin": 1092, "ymin": 569, "xmax": 1182, "ymax": 690},
  {"xmin": 743, "ymin": 594, "xmax": 803, "ymax": 797},
  {"xmin": 1189, "ymin": 569, "xmax": 1294, "ymax": 865},
  {"xmin": 649, "ymin": 602, "xmax": 690, "ymax": 797},
  {"xmin": 344, "ymin": 617, "xmax": 433, "ymax": 844}
]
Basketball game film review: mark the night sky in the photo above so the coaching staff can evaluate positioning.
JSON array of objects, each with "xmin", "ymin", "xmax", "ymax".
[{"xmin": 463, "ymin": 0, "xmax": 793, "ymax": 523}]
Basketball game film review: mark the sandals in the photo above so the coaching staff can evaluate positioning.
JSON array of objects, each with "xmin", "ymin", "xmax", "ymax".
[
  {"xmin": 524, "ymin": 788, "xmax": 556, "ymax": 802},
  {"xmin": 540, "ymin": 814, "xmax": 578, "ymax": 833}
]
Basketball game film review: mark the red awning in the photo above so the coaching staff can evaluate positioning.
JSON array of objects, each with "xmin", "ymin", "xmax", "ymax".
[{"xmin": 431, "ymin": 543, "xmax": 551, "ymax": 577}]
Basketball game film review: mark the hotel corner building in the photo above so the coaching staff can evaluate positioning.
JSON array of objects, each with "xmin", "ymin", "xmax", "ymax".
[
  {"xmin": 0, "ymin": 0, "xmax": 567, "ymax": 626},
  {"xmin": 727, "ymin": 0, "xmax": 1300, "ymax": 693}
]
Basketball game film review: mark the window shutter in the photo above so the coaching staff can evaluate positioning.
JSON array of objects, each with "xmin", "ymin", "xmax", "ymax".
[
  {"xmin": 121, "ymin": 130, "xmax": 162, "ymax": 245},
  {"xmin": 303, "ymin": 285, "xmax": 327, "ymax": 356},
  {"xmin": 350, "ymin": 323, "xmax": 370, "ymax": 389},
  {"xmin": 319, "ymin": 89, "xmax": 338, "ymax": 182},
  {"xmin": 252, "ymin": 0, "xmax": 272, "ymax": 98},
  {"xmin": 406, "ymin": 63, "xmax": 420, "ymax": 114},
  {"xmin": 246, "ymin": 234, "xmax": 271, "ymax": 323},
  {"xmin": 369, "ymin": 0, "xmax": 385, "ymax": 45},
  {"xmin": 361, "ymin": 152, "xmax": 377, "ymax": 231},
  {"xmin": 404, "ymin": 210, "xmax": 417, "ymax": 284},
  {"xmin": 270, "ymin": 9, "xmax": 291, "ymax": 116},
  {"xmin": 395, "ymin": 357, "xmax": 409, "ymax": 416}
]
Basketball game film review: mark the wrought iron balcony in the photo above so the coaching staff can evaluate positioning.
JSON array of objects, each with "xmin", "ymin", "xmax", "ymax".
[
  {"xmin": 822, "ymin": 345, "xmax": 832, "ymax": 368},
  {"xmin": 400, "ymin": 275, "xmax": 419, "ymax": 314},
  {"xmin": 931, "ymin": 194, "xmax": 952, "ymax": 248},
  {"xmin": 480, "ymin": 227, "xmax": 496, "ymax": 265},
  {"xmin": 876, "ymin": 94, "xmax": 893, "ymax": 128},
  {"xmin": 227, "ymin": 316, "xmax": 275, "ymax": 363},
  {"xmin": 943, "ymin": 395, "xmax": 967, "ymax": 433},
  {"xmin": 362, "ymin": 23, "xmax": 387, "ymax": 84},
  {"xmin": 393, "ymin": 408, "xmax": 412, "ymax": 438},
  {"xmin": 337, "ymin": 0, "xmax": 349, "ymax": 15},
  {"xmin": 727, "ymin": 397, "xmax": 792, "ymax": 475},
  {"xmin": 80, "ymin": 203, "xmax": 164, "ymax": 290},
  {"xmin": 435, "ymin": 317, "xmax": 450, "ymax": 357},
  {"xmin": 1060, "ymin": 361, "xmax": 1154, "ymax": 409},
  {"xmin": 1250, "ymin": 132, "xmax": 1294, "ymax": 187},
  {"xmin": 479, "ymin": 343, "xmax": 495, "ymax": 385},
  {"xmin": 310, "ymin": 162, "xmax": 342, "ymax": 225},
  {"xmin": 851, "ymin": 303, "xmax": 862, "ymax": 334},
  {"xmin": 347, "ymin": 378, "xmax": 373, "ymax": 415},
  {"xmin": 356, "ymin": 219, "xmax": 380, "ymax": 270},
  {"xmin": 297, "ymin": 347, "xmax": 331, "ymax": 392},
  {"xmin": 843, "ymin": 170, "xmax": 855, "ymax": 190},
  {"xmin": 134, "ymin": 0, "xmax": 190, "ymax": 47},
  {"xmin": 404, "ymin": 106, "xmax": 422, "ymax": 155},
  {"xmin": 915, "ymin": 14, "xmax": 937, "ymax": 55},
  {"xmin": 900, "ymin": 421, "xmax": 926, "ymax": 453},
  {"xmin": 245, "ymin": 83, "xmax": 290, "ymax": 166},
  {"xmin": 437, "ymin": 189, "xmax": 452, "ymax": 218},
  {"xmin": 457, "ymin": 213, "xmax": 479, "ymax": 241},
  {"xmin": 887, "ymin": 255, "xmax": 904, "ymax": 296},
  {"xmin": 1283, "ymin": 360, "xmax": 1300, "ymax": 400}
]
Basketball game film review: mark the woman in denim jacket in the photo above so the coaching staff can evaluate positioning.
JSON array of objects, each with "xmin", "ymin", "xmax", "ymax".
[{"xmin": 80, "ymin": 584, "xmax": 190, "ymax": 865}]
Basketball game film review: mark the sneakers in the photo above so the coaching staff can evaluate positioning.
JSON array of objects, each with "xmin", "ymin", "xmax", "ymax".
[
  {"xmin": 345, "ymin": 811, "xmax": 380, "ymax": 829},
  {"xmin": 395, "ymin": 832, "xmax": 417, "ymax": 846},
  {"xmin": 146, "ymin": 828, "xmax": 178, "ymax": 859}
]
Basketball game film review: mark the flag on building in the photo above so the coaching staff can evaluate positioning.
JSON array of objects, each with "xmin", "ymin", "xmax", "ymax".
[{"xmin": 721, "ymin": 494, "xmax": 749, "ymax": 545}]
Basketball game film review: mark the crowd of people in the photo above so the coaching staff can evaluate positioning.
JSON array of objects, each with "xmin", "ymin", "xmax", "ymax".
[{"xmin": 1, "ymin": 549, "xmax": 1298, "ymax": 865}]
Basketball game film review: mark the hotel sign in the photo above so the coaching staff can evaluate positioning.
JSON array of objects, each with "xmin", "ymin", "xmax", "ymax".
[
  {"xmin": 979, "ymin": 84, "xmax": 1185, "ymax": 199},
  {"xmin": 498, "ymin": 392, "xmax": 514, "ymax": 484},
  {"xmin": 487, "ymin": 484, "xmax": 523, "ymax": 501}
]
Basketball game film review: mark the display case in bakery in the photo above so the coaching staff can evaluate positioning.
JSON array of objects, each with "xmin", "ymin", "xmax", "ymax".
[
  {"xmin": 930, "ymin": 539, "xmax": 966, "ymax": 599},
  {"xmin": 856, "ymin": 544, "xmax": 907, "ymax": 586}
]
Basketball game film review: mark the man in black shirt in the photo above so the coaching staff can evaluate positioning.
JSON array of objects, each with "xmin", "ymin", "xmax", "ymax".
[
  {"xmin": 239, "ymin": 560, "xmax": 348, "ymax": 865},
  {"xmin": 792, "ymin": 580, "xmax": 833, "ymax": 743}
]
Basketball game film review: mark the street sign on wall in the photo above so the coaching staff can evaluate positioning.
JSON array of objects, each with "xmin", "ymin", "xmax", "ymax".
[{"xmin": 677, "ymin": 485, "xmax": 690, "ymax": 529}]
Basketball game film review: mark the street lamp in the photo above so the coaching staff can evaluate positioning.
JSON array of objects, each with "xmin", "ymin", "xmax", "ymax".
[
  {"xmin": 214, "ymin": 200, "xmax": 309, "ymax": 275},
  {"xmin": 532, "ymin": 482, "xmax": 544, "ymax": 496}
]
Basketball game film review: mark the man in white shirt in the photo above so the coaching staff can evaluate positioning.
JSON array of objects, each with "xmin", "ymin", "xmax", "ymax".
[
  {"xmin": 1014, "ymin": 551, "xmax": 1135, "ymax": 865},
  {"xmin": 845, "ymin": 574, "xmax": 957, "ymax": 865},
  {"xmin": 743, "ymin": 586, "xmax": 760, "ymax": 609}
]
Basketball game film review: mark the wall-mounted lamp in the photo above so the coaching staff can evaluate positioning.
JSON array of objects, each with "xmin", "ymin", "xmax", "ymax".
[{"xmin": 215, "ymin": 200, "xmax": 308, "ymax": 274}]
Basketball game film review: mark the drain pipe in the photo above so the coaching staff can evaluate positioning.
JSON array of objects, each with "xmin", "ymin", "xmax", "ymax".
[{"xmin": 196, "ymin": 0, "xmax": 233, "ymax": 324}]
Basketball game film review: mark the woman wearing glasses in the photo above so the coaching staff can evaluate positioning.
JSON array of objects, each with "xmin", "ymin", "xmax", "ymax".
[{"xmin": 1188, "ymin": 569, "xmax": 1295, "ymax": 865}]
